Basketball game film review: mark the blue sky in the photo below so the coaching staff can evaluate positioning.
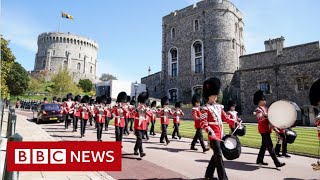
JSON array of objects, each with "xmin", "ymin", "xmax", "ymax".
[{"xmin": 1, "ymin": 0, "xmax": 319, "ymax": 82}]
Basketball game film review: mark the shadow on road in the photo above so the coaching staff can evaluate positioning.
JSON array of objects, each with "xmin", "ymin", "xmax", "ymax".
[
  {"xmin": 195, "ymin": 159, "xmax": 260, "ymax": 171},
  {"xmin": 50, "ymin": 135, "xmax": 80, "ymax": 138},
  {"xmin": 122, "ymin": 153, "xmax": 142, "ymax": 161},
  {"xmin": 117, "ymin": 178, "xmax": 207, "ymax": 180},
  {"xmin": 146, "ymin": 146, "xmax": 187, "ymax": 153}
]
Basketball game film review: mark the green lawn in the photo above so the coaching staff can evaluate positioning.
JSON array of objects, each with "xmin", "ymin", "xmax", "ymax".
[{"xmin": 110, "ymin": 119, "xmax": 318, "ymax": 157}]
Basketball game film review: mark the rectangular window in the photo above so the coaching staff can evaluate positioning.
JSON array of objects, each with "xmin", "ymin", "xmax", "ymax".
[
  {"xmin": 259, "ymin": 82, "xmax": 271, "ymax": 94},
  {"xmin": 169, "ymin": 90, "xmax": 177, "ymax": 102},
  {"xmin": 172, "ymin": 63, "xmax": 177, "ymax": 77},
  {"xmin": 296, "ymin": 77, "xmax": 310, "ymax": 91},
  {"xmin": 195, "ymin": 58, "xmax": 202, "ymax": 73}
]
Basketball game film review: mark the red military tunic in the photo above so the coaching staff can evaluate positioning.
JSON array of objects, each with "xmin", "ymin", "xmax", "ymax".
[
  {"xmin": 227, "ymin": 110, "xmax": 240, "ymax": 129},
  {"xmin": 79, "ymin": 105, "xmax": 89, "ymax": 120},
  {"xmin": 112, "ymin": 104, "xmax": 127, "ymax": 127},
  {"xmin": 315, "ymin": 113, "xmax": 320, "ymax": 140},
  {"xmin": 172, "ymin": 109, "xmax": 184, "ymax": 124},
  {"xmin": 151, "ymin": 107, "xmax": 157, "ymax": 121},
  {"xmin": 95, "ymin": 105, "xmax": 107, "ymax": 123},
  {"xmin": 192, "ymin": 107, "xmax": 201, "ymax": 129},
  {"xmin": 157, "ymin": 107, "xmax": 172, "ymax": 125},
  {"xmin": 255, "ymin": 106, "xmax": 272, "ymax": 134},
  {"xmin": 104, "ymin": 104, "xmax": 112, "ymax": 118},
  {"xmin": 73, "ymin": 102, "xmax": 81, "ymax": 117},
  {"xmin": 63, "ymin": 101, "xmax": 74, "ymax": 115},
  {"xmin": 200, "ymin": 103, "xmax": 235, "ymax": 141},
  {"xmin": 133, "ymin": 104, "xmax": 150, "ymax": 130}
]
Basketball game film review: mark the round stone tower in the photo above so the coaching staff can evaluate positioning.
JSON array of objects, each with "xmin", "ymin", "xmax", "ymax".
[{"xmin": 34, "ymin": 32, "xmax": 99, "ymax": 82}]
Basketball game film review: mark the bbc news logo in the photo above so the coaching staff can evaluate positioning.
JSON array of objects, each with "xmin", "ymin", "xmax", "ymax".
[{"xmin": 7, "ymin": 142, "xmax": 121, "ymax": 171}]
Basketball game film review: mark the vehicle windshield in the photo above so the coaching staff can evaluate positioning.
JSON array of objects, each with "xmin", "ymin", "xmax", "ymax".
[{"xmin": 41, "ymin": 104, "xmax": 61, "ymax": 111}]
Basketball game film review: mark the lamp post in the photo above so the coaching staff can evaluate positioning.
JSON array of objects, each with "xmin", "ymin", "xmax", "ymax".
[{"xmin": 134, "ymin": 81, "xmax": 138, "ymax": 107}]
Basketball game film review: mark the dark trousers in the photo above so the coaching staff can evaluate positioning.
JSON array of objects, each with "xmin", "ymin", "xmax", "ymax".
[
  {"xmin": 65, "ymin": 114, "xmax": 73, "ymax": 129},
  {"xmin": 275, "ymin": 133, "xmax": 287, "ymax": 155},
  {"xmin": 160, "ymin": 124, "xmax": 169, "ymax": 143},
  {"xmin": 73, "ymin": 116, "xmax": 79, "ymax": 131},
  {"xmin": 191, "ymin": 128, "xmax": 206, "ymax": 150},
  {"xmin": 143, "ymin": 123, "xmax": 149, "ymax": 140},
  {"xmin": 105, "ymin": 117, "xmax": 111, "ymax": 130},
  {"xmin": 89, "ymin": 115, "xmax": 93, "ymax": 126},
  {"xmin": 129, "ymin": 118, "xmax": 134, "ymax": 131},
  {"xmin": 97, "ymin": 123, "xmax": 104, "ymax": 140},
  {"xmin": 257, "ymin": 133, "xmax": 281, "ymax": 165},
  {"xmin": 134, "ymin": 130, "xmax": 144, "ymax": 154},
  {"xmin": 80, "ymin": 119, "xmax": 88, "ymax": 136},
  {"xmin": 205, "ymin": 140, "xmax": 228, "ymax": 180},
  {"xmin": 115, "ymin": 126, "xmax": 124, "ymax": 141},
  {"xmin": 150, "ymin": 120, "xmax": 156, "ymax": 135},
  {"xmin": 172, "ymin": 123, "xmax": 181, "ymax": 138},
  {"xmin": 124, "ymin": 118, "xmax": 129, "ymax": 134}
]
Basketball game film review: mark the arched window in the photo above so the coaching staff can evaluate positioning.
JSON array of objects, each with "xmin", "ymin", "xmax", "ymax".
[
  {"xmin": 63, "ymin": 37, "xmax": 66, "ymax": 43},
  {"xmin": 42, "ymin": 60, "xmax": 46, "ymax": 68},
  {"xmin": 191, "ymin": 40, "xmax": 204, "ymax": 73},
  {"xmin": 79, "ymin": 53, "xmax": 81, "ymax": 59},
  {"xmin": 65, "ymin": 51, "xmax": 68, "ymax": 57},
  {"xmin": 232, "ymin": 39, "xmax": 236, "ymax": 49},
  {"xmin": 77, "ymin": 63, "xmax": 81, "ymax": 71},
  {"xmin": 49, "ymin": 37, "xmax": 52, "ymax": 41},
  {"xmin": 168, "ymin": 89, "xmax": 178, "ymax": 102},
  {"xmin": 70, "ymin": 39, "xmax": 73, "ymax": 44},
  {"xmin": 168, "ymin": 48, "xmax": 178, "ymax": 77},
  {"xmin": 154, "ymin": 86, "xmax": 157, "ymax": 92},
  {"xmin": 171, "ymin": 28, "xmax": 176, "ymax": 40},
  {"xmin": 60, "ymin": 37, "xmax": 62, "ymax": 42},
  {"xmin": 81, "ymin": 41, "xmax": 83, "ymax": 46},
  {"xmin": 67, "ymin": 38, "xmax": 69, "ymax": 43},
  {"xmin": 90, "ymin": 66, "xmax": 93, "ymax": 73},
  {"xmin": 53, "ymin": 50, "xmax": 55, "ymax": 55},
  {"xmin": 77, "ymin": 40, "xmax": 80, "ymax": 45},
  {"xmin": 194, "ymin": 19, "xmax": 199, "ymax": 31},
  {"xmin": 192, "ymin": 85, "xmax": 203, "ymax": 96}
]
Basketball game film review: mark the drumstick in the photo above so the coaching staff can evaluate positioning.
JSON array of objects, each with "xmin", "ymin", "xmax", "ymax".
[{"xmin": 231, "ymin": 120, "xmax": 242, "ymax": 136}]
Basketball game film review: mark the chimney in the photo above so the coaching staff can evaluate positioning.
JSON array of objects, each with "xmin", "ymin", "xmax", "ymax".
[{"xmin": 264, "ymin": 36, "xmax": 285, "ymax": 53}]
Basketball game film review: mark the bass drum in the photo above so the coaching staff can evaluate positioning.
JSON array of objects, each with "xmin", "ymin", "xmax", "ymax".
[
  {"xmin": 220, "ymin": 135, "xmax": 241, "ymax": 160},
  {"xmin": 268, "ymin": 100, "xmax": 300, "ymax": 129},
  {"xmin": 285, "ymin": 129, "xmax": 297, "ymax": 144},
  {"xmin": 234, "ymin": 124, "xmax": 246, "ymax": 136}
]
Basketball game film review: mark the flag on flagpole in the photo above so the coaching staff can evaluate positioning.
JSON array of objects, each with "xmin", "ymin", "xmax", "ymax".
[{"xmin": 61, "ymin": 11, "xmax": 74, "ymax": 20}]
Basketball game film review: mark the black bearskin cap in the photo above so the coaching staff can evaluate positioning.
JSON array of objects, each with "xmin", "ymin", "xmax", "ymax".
[
  {"xmin": 127, "ymin": 96, "xmax": 131, "ymax": 102},
  {"xmin": 100, "ymin": 95, "xmax": 107, "ymax": 104},
  {"xmin": 117, "ymin": 92, "xmax": 127, "ymax": 103},
  {"xmin": 175, "ymin": 101, "xmax": 182, "ymax": 108},
  {"xmin": 228, "ymin": 100, "xmax": 236, "ymax": 108},
  {"xmin": 81, "ymin": 95, "xmax": 90, "ymax": 103},
  {"xmin": 151, "ymin": 101, "xmax": 157, "ymax": 108},
  {"xmin": 253, "ymin": 90, "xmax": 266, "ymax": 105},
  {"xmin": 53, "ymin": 96, "xmax": 57, "ymax": 101},
  {"xmin": 203, "ymin": 77, "xmax": 221, "ymax": 98},
  {"xmin": 89, "ymin": 98, "xmax": 95, "ymax": 105},
  {"xmin": 161, "ymin": 96, "xmax": 169, "ymax": 107},
  {"xmin": 138, "ymin": 92, "xmax": 149, "ymax": 104},
  {"xmin": 106, "ymin": 97, "xmax": 112, "ymax": 104},
  {"xmin": 62, "ymin": 98, "xmax": 67, "ymax": 102},
  {"xmin": 192, "ymin": 93, "xmax": 201, "ymax": 106},
  {"xmin": 57, "ymin": 98, "xmax": 61, "ymax": 102},
  {"xmin": 130, "ymin": 100, "xmax": 136, "ymax": 105},
  {"xmin": 96, "ymin": 96, "xmax": 101, "ymax": 104},
  {"xmin": 310, "ymin": 78, "xmax": 320, "ymax": 106},
  {"xmin": 66, "ymin": 93, "xmax": 73, "ymax": 100}
]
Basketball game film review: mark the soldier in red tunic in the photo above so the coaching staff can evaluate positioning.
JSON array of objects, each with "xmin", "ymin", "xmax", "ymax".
[
  {"xmin": 79, "ymin": 95, "xmax": 90, "ymax": 138},
  {"xmin": 95, "ymin": 96, "xmax": 107, "ymax": 141},
  {"xmin": 157, "ymin": 96, "xmax": 172, "ymax": 145},
  {"xmin": 254, "ymin": 90, "xmax": 285, "ymax": 168},
  {"xmin": 112, "ymin": 92, "xmax": 128, "ymax": 142},
  {"xmin": 274, "ymin": 128, "xmax": 290, "ymax": 157},
  {"xmin": 149, "ymin": 101, "xmax": 157, "ymax": 136},
  {"xmin": 104, "ymin": 97, "xmax": 113, "ymax": 131},
  {"xmin": 63, "ymin": 93, "xmax": 74, "ymax": 129},
  {"xmin": 226, "ymin": 100, "xmax": 241, "ymax": 133},
  {"xmin": 128, "ymin": 100, "xmax": 136, "ymax": 132},
  {"xmin": 172, "ymin": 101, "xmax": 184, "ymax": 140},
  {"xmin": 72, "ymin": 95, "xmax": 81, "ymax": 132},
  {"xmin": 200, "ymin": 77, "xmax": 238, "ymax": 180},
  {"xmin": 123, "ymin": 96, "xmax": 131, "ymax": 135},
  {"xmin": 310, "ymin": 78, "xmax": 320, "ymax": 170},
  {"xmin": 191, "ymin": 93, "xmax": 209, "ymax": 152},
  {"xmin": 88, "ymin": 98, "xmax": 95, "ymax": 126},
  {"xmin": 133, "ymin": 92, "xmax": 151, "ymax": 157}
]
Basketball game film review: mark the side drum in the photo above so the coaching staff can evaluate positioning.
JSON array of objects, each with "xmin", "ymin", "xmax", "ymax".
[
  {"xmin": 285, "ymin": 129, "xmax": 297, "ymax": 144},
  {"xmin": 234, "ymin": 124, "xmax": 246, "ymax": 136},
  {"xmin": 220, "ymin": 135, "xmax": 241, "ymax": 160}
]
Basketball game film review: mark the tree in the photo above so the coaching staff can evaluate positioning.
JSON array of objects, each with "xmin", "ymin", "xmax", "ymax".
[
  {"xmin": 78, "ymin": 79, "xmax": 93, "ymax": 92},
  {"xmin": 99, "ymin": 73, "xmax": 117, "ymax": 81},
  {"xmin": 51, "ymin": 68, "xmax": 83, "ymax": 96},
  {"xmin": 6, "ymin": 62, "xmax": 30, "ymax": 96},
  {"xmin": 27, "ymin": 77, "xmax": 42, "ymax": 94},
  {"xmin": 1, "ymin": 37, "xmax": 15, "ymax": 98}
]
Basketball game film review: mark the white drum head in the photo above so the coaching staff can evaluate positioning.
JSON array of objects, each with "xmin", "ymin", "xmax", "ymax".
[
  {"xmin": 224, "ymin": 137, "xmax": 237, "ymax": 149},
  {"xmin": 268, "ymin": 100, "xmax": 297, "ymax": 129}
]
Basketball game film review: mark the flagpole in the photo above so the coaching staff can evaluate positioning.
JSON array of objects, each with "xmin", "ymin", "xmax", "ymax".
[{"xmin": 58, "ymin": 11, "xmax": 62, "ymax": 32}]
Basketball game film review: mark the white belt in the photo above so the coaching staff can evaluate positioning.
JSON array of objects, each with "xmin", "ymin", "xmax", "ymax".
[{"xmin": 208, "ymin": 122, "xmax": 221, "ymax": 125}]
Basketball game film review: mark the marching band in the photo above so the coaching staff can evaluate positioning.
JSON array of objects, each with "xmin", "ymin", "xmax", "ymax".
[{"xmin": 17, "ymin": 75, "xmax": 320, "ymax": 180}]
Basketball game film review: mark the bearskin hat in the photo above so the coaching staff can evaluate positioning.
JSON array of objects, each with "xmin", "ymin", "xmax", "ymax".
[
  {"xmin": 52, "ymin": 96, "xmax": 57, "ymax": 101},
  {"xmin": 310, "ymin": 78, "xmax": 320, "ymax": 106},
  {"xmin": 106, "ymin": 97, "xmax": 112, "ymax": 104},
  {"xmin": 130, "ymin": 100, "xmax": 136, "ymax": 105},
  {"xmin": 74, "ymin": 95, "xmax": 81, "ymax": 102},
  {"xmin": 57, "ymin": 98, "xmax": 61, "ymax": 103},
  {"xmin": 228, "ymin": 100, "xmax": 236, "ymax": 107},
  {"xmin": 151, "ymin": 101, "xmax": 157, "ymax": 108},
  {"xmin": 175, "ymin": 101, "xmax": 182, "ymax": 108},
  {"xmin": 100, "ymin": 95, "xmax": 107, "ymax": 104},
  {"xmin": 66, "ymin": 93, "xmax": 73, "ymax": 100},
  {"xmin": 81, "ymin": 95, "xmax": 90, "ymax": 103},
  {"xmin": 89, "ymin": 98, "xmax": 95, "ymax": 105},
  {"xmin": 62, "ymin": 98, "xmax": 67, "ymax": 102},
  {"xmin": 161, "ymin": 96, "xmax": 169, "ymax": 107},
  {"xmin": 117, "ymin": 92, "xmax": 127, "ymax": 103},
  {"xmin": 203, "ymin": 77, "xmax": 221, "ymax": 99},
  {"xmin": 253, "ymin": 90, "xmax": 266, "ymax": 105},
  {"xmin": 138, "ymin": 92, "xmax": 149, "ymax": 104},
  {"xmin": 192, "ymin": 93, "xmax": 201, "ymax": 106},
  {"xmin": 96, "ymin": 96, "xmax": 101, "ymax": 104},
  {"xmin": 127, "ymin": 96, "xmax": 131, "ymax": 102}
]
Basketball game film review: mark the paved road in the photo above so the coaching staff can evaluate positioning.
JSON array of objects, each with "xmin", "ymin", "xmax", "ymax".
[{"xmin": 17, "ymin": 110, "xmax": 320, "ymax": 180}]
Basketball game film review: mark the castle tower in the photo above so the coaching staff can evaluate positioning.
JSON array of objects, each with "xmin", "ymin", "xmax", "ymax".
[{"xmin": 34, "ymin": 32, "xmax": 99, "ymax": 82}]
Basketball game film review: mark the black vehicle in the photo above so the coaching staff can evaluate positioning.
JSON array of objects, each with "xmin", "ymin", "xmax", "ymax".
[{"xmin": 36, "ymin": 103, "xmax": 65, "ymax": 124}]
